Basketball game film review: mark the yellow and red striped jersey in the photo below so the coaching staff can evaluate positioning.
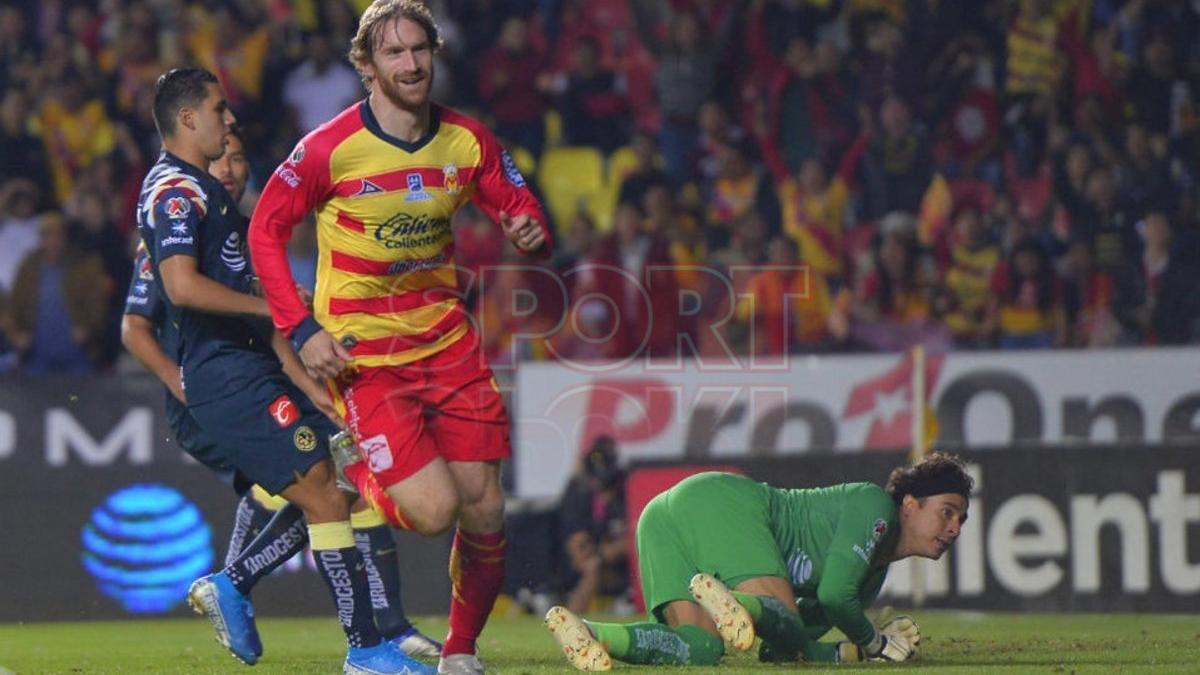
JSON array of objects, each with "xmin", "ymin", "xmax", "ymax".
[{"xmin": 248, "ymin": 101, "xmax": 549, "ymax": 368}]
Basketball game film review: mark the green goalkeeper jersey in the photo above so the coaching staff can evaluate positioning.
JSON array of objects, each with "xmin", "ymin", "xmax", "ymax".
[{"xmin": 765, "ymin": 481, "xmax": 898, "ymax": 647}]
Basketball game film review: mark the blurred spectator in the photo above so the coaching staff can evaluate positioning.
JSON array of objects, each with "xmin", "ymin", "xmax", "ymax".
[
  {"xmin": 0, "ymin": 179, "xmax": 42, "ymax": 295},
  {"xmin": 859, "ymin": 95, "xmax": 933, "ymax": 219},
  {"xmin": 5, "ymin": 212, "xmax": 109, "ymax": 374},
  {"xmin": 1116, "ymin": 123, "xmax": 1174, "ymax": 219},
  {"xmin": 284, "ymin": 31, "xmax": 363, "ymax": 135},
  {"xmin": 1060, "ymin": 237, "xmax": 1121, "ymax": 348},
  {"xmin": 36, "ymin": 74, "xmax": 116, "ymax": 204},
  {"xmin": 761, "ymin": 127, "xmax": 868, "ymax": 280},
  {"xmin": 478, "ymin": 16, "xmax": 548, "ymax": 156},
  {"xmin": 852, "ymin": 223, "xmax": 948, "ymax": 352},
  {"xmin": 987, "ymin": 239, "xmax": 1064, "ymax": 349},
  {"xmin": 704, "ymin": 137, "xmax": 779, "ymax": 246},
  {"xmin": 694, "ymin": 100, "xmax": 746, "ymax": 185},
  {"xmin": 735, "ymin": 236, "xmax": 836, "ymax": 355},
  {"xmin": 540, "ymin": 35, "xmax": 630, "ymax": 152},
  {"xmin": 651, "ymin": 10, "xmax": 716, "ymax": 183},
  {"xmin": 557, "ymin": 436, "xmax": 629, "ymax": 615},
  {"xmin": 572, "ymin": 202, "xmax": 678, "ymax": 359},
  {"xmin": 616, "ymin": 131, "xmax": 673, "ymax": 209},
  {"xmin": 70, "ymin": 187, "xmax": 129, "ymax": 366},
  {"xmin": 0, "ymin": 88, "xmax": 51, "ymax": 191},
  {"xmin": 939, "ymin": 206, "xmax": 1001, "ymax": 347},
  {"xmin": 1135, "ymin": 212, "xmax": 1200, "ymax": 345}
]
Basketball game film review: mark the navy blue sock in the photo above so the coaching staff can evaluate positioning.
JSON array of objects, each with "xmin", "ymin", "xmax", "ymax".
[
  {"xmin": 225, "ymin": 493, "xmax": 276, "ymax": 566},
  {"xmin": 224, "ymin": 503, "xmax": 307, "ymax": 595},
  {"xmin": 311, "ymin": 521, "xmax": 382, "ymax": 649},
  {"xmin": 355, "ymin": 524, "xmax": 413, "ymax": 639}
]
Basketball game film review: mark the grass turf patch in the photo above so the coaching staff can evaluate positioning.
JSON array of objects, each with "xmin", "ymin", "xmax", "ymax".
[{"xmin": 0, "ymin": 611, "xmax": 1196, "ymax": 673}]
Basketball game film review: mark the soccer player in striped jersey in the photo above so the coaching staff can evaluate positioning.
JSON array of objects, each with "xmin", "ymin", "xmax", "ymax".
[
  {"xmin": 248, "ymin": 2, "xmax": 550, "ymax": 673},
  {"xmin": 135, "ymin": 67, "xmax": 432, "ymax": 674},
  {"xmin": 124, "ymin": 125, "xmax": 441, "ymax": 663}
]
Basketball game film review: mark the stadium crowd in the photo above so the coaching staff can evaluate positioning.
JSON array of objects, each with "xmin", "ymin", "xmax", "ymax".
[{"xmin": 2, "ymin": 0, "xmax": 1199, "ymax": 375}]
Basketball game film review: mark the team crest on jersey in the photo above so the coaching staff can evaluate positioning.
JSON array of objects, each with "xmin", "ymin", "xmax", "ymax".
[
  {"xmin": 500, "ymin": 150, "xmax": 526, "ymax": 187},
  {"xmin": 165, "ymin": 196, "xmax": 191, "ymax": 219},
  {"xmin": 442, "ymin": 164, "xmax": 461, "ymax": 196},
  {"xmin": 288, "ymin": 143, "xmax": 306, "ymax": 165},
  {"xmin": 137, "ymin": 254, "xmax": 154, "ymax": 280},
  {"xmin": 405, "ymin": 173, "xmax": 432, "ymax": 202},
  {"xmin": 354, "ymin": 179, "xmax": 384, "ymax": 198},
  {"xmin": 293, "ymin": 426, "xmax": 317, "ymax": 452}
]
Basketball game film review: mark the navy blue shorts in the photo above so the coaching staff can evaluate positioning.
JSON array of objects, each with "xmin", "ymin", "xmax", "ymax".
[
  {"xmin": 186, "ymin": 373, "xmax": 335, "ymax": 495},
  {"xmin": 165, "ymin": 394, "xmax": 252, "ymax": 495}
]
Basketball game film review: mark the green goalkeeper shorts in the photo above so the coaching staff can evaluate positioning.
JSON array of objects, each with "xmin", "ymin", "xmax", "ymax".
[{"xmin": 636, "ymin": 472, "xmax": 789, "ymax": 622}]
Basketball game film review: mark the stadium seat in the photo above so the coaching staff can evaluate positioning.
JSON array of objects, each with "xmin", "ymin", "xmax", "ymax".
[
  {"xmin": 538, "ymin": 146, "xmax": 605, "ymax": 232},
  {"xmin": 591, "ymin": 145, "xmax": 642, "ymax": 231}
]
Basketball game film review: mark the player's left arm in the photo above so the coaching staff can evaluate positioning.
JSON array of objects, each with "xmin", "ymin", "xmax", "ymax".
[
  {"xmin": 469, "ymin": 125, "xmax": 553, "ymax": 258},
  {"xmin": 269, "ymin": 329, "xmax": 345, "ymax": 429},
  {"xmin": 815, "ymin": 486, "xmax": 911, "ymax": 662}
]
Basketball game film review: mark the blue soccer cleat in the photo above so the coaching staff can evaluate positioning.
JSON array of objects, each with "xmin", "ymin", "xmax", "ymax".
[
  {"xmin": 187, "ymin": 571, "xmax": 262, "ymax": 665},
  {"xmin": 392, "ymin": 626, "xmax": 443, "ymax": 660},
  {"xmin": 345, "ymin": 641, "xmax": 438, "ymax": 674}
]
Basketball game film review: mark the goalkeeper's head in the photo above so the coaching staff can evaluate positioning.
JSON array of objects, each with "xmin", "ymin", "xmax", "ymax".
[{"xmin": 886, "ymin": 453, "xmax": 973, "ymax": 561}]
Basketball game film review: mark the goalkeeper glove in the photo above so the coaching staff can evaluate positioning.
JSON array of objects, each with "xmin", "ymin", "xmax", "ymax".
[
  {"xmin": 835, "ymin": 631, "xmax": 917, "ymax": 663},
  {"xmin": 878, "ymin": 615, "xmax": 921, "ymax": 647}
]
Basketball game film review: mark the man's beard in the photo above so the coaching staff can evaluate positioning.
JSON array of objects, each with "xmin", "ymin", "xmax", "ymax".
[{"xmin": 376, "ymin": 70, "xmax": 433, "ymax": 111}]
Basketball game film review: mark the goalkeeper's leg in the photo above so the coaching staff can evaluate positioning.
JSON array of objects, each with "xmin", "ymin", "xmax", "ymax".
[
  {"xmin": 545, "ymin": 604, "xmax": 725, "ymax": 669},
  {"xmin": 723, "ymin": 575, "xmax": 842, "ymax": 664}
]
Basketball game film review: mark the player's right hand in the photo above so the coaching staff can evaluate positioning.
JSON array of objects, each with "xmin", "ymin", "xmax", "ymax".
[
  {"xmin": 299, "ymin": 329, "xmax": 353, "ymax": 380},
  {"xmin": 871, "ymin": 631, "xmax": 917, "ymax": 662}
]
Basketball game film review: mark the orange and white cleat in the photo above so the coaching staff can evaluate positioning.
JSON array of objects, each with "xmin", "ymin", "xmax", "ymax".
[
  {"xmin": 688, "ymin": 573, "xmax": 756, "ymax": 651},
  {"xmin": 544, "ymin": 606, "xmax": 612, "ymax": 671}
]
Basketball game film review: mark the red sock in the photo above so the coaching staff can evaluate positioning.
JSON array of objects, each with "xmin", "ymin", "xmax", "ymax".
[{"xmin": 443, "ymin": 528, "xmax": 505, "ymax": 656}]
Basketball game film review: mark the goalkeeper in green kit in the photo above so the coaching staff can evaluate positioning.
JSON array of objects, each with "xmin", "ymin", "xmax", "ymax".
[{"xmin": 545, "ymin": 453, "xmax": 972, "ymax": 669}]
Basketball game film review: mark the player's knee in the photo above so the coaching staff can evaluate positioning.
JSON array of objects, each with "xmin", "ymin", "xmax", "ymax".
[
  {"xmin": 406, "ymin": 490, "xmax": 459, "ymax": 536},
  {"xmin": 457, "ymin": 484, "xmax": 504, "ymax": 532}
]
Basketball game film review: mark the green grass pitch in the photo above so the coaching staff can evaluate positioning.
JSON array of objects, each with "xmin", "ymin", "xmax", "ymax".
[{"xmin": 1, "ymin": 611, "xmax": 1196, "ymax": 674}]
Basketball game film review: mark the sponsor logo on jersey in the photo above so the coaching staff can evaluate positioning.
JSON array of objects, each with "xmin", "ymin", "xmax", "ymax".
[
  {"xmin": 268, "ymin": 395, "xmax": 298, "ymax": 428},
  {"xmin": 873, "ymin": 518, "xmax": 888, "ymax": 540},
  {"xmin": 293, "ymin": 425, "xmax": 317, "ymax": 452},
  {"xmin": 275, "ymin": 166, "xmax": 302, "ymax": 188},
  {"xmin": 404, "ymin": 172, "xmax": 432, "ymax": 202},
  {"xmin": 165, "ymin": 196, "xmax": 190, "ymax": 219},
  {"xmin": 373, "ymin": 213, "xmax": 451, "ymax": 249},
  {"xmin": 353, "ymin": 179, "xmax": 384, "ymax": 198},
  {"xmin": 787, "ymin": 550, "xmax": 813, "ymax": 586},
  {"xmin": 500, "ymin": 150, "xmax": 526, "ymax": 187},
  {"xmin": 360, "ymin": 433, "xmax": 393, "ymax": 472},
  {"xmin": 442, "ymin": 164, "xmax": 461, "ymax": 195},
  {"xmin": 221, "ymin": 232, "xmax": 247, "ymax": 272}
]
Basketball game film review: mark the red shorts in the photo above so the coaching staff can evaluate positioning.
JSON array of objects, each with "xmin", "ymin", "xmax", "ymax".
[{"xmin": 337, "ymin": 330, "xmax": 511, "ymax": 491}]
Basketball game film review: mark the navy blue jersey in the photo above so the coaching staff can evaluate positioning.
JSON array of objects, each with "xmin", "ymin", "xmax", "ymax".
[
  {"xmin": 136, "ymin": 151, "xmax": 276, "ymax": 405},
  {"xmin": 123, "ymin": 244, "xmax": 177, "ymax": 355}
]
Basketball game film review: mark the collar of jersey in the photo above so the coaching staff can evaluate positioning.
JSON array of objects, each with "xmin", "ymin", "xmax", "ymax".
[
  {"xmin": 160, "ymin": 150, "xmax": 211, "ymax": 181},
  {"xmin": 359, "ymin": 98, "xmax": 441, "ymax": 153}
]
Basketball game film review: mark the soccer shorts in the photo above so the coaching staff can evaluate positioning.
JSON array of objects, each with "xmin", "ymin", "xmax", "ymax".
[
  {"xmin": 187, "ymin": 372, "xmax": 337, "ymax": 495},
  {"xmin": 164, "ymin": 394, "xmax": 252, "ymax": 495},
  {"xmin": 636, "ymin": 472, "xmax": 789, "ymax": 622},
  {"xmin": 335, "ymin": 329, "xmax": 511, "ymax": 490}
]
